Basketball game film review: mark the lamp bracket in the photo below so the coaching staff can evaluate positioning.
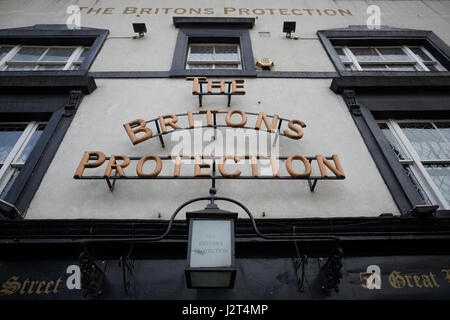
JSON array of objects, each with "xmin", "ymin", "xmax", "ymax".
[
  {"xmin": 119, "ymin": 253, "xmax": 135, "ymax": 294},
  {"xmin": 293, "ymin": 254, "xmax": 308, "ymax": 292},
  {"xmin": 79, "ymin": 249, "xmax": 106, "ymax": 299},
  {"xmin": 318, "ymin": 246, "xmax": 344, "ymax": 296}
]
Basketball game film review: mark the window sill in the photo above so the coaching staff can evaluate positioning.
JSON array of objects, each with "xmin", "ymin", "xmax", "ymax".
[
  {"xmin": 170, "ymin": 69, "xmax": 257, "ymax": 77},
  {"xmin": 173, "ymin": 17, "xmax": 255, "ymax": 29},
  {"xmin": 331, "ymin": 73, "xmax": 450, "ymax": 93},
  {"xmin": 436, "ymin": 210, "xmax": 450, "ymax": 217},
  {"xmin": 0, "ymin": 71, "xmax": 96, "ymax": 93}
]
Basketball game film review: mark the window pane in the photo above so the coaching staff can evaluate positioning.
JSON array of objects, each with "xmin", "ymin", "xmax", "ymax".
[
  {"xmin": 189, "ymin": 46, "xmax": 214, "ymax": 61},
  {"xmin": 377, "ymin": 48, "xmax": 411, "ymax": 62},
  {"xmin": 5, "ymin": 65, "xmax": 36, "ymax": 71},
  {"xmin": 0, "ymin": 168, "xmax": 21, "ymax": 199},
  {"xmin": 215, "ymin": 45, "xmax": 239, "ymax": 61},
  {"xmin": 360, "ymin": 64, "xmax": 388, "ymax": 71},
  {"xmin": 11, "ymin": 47, "xmax": 46, "ymax": 61},
  {"xmin": 36, "ymin": 65, "xmax": 65, "ymax": 70},
  {"xmin": 424, "ymin": 164, "xmax": 450, "ymax": 204},
  {"xmin": 410, "ymin": 47, "xmax": 433, "ymax": 62},
  {"xmin": 0, "ymin": 46, "xmax": 11, "ymax": 61},
  {"xmin": 386, "ymin": 64, "xmax": 417, "ymax": 71},
  {"xmin": 400, "ymin": 123, "xmax": 450, "ymax": 160},
  {"xmin": 350, "ymin": 47, "xmax": 382, "ymax": 62},
  {"xmin": 76, "ymin": 48, "xmax": 90, "ymax": 63},
  {"xmin": 425, "ymin": 64, "xmax": 439, "ymax": 72},
  {"xmin": 188, "ymin": 64, "xmax": 212, "ymax": 69},
  {"xmin": 215, "ymin": 64, "xmax": 239, "ymax": 69},
  {"xmin": 16, "ymin": 124, "xmax": 45, "ymax": 163},
  {"xmin": 403, "ymin": 166, "xmax": 431, "ymax": 204},
  {"xmin": 436, "ymin": 123, "xmax": 450, "ymax": 142},
  {"xmin": 335, "ymin": 47, "xmax": 350, "ymax": 63},
  {"xmin": 378, "ymin": 123, "xmax": 410, "ymax": 160},
  {"xmin": 41, "ymin": 48, "xmax": 74, "ymax": 62},
  {"xmin": 0, "ymin": 124, "xmax": 26, "ymax": 163}
]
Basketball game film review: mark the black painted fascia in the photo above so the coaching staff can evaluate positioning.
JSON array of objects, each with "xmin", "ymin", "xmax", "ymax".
[
  {"xmin": 0, "ymin": 216, "xmax": 450, "ymax": 258},
  {"xmin": 0, "ymin": 72, "xmax": 97, "ymax": 93},
  {"xmin": 331, "ymin": 74, "xmax": 450, "ymax": 93}
]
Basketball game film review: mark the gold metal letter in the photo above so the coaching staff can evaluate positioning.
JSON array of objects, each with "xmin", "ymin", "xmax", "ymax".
[
  {"xmin": 218, "ymin": 155, "xmax": 241, "ymax": 178},
  {"xmin": 270, "ymin": 155, "xmax": 280, "ymax": 178},
  {"xmin": 316, "ymin": 155, "xmax": 345, "ymax": 178},
  {"xmin": 226, "ymin": 109, "xmax": 247, "ymax": 128},
  {"xmin": 255, "ymin": 112, "xmax": 279, "ymax": 132},
  {"xmin": 186, "ymin": 77, "xmax": 207, "ymax": 95},
  {"xmin": 136, "ymin": 155, "xmax": 162, "ymax": 178},
  {"xmin": 159, "ymin": 114, "xmax": 182, "ymax": 133},
  {"xmin": 199, "ymin": 109, "xmax": 219, "ymax": 127},
  {"xmin": 286, "ymin": 155, "xmax": 312, "ymax": 178},
  {"xmin": 283, "ymin": 120, "xmax": 306, "ymax": 140},
  {"xmin": 244, "ymin": 155, "xmax": 259, "ymax": 178},
  {"xmin": 187, "ymin": 111, "xmax": 195, "ymax": 129},
  {"xmin": 104, "ymin": 155, "xmax": 130, "ymax": 178},
  {"xmin": 194, "ymin": 155, "xmax": 211, "ymax": 178},
  {"xmin": 231, "ymin": 80, "xmax": 245, "ymax": 95},
  {"xmin": 74, "ymin": 151, "xmax": 106, "ymax": 179},
  {"xmin": 169, "ymin": 154, "xmax": 183, "ymax": 178},
  {"xmin": 208, "ymin": 79, "xmax": 225, "ymax": 94},
  {"xmin": 123, "ymin": 119, "xmax": 153, "ymax": 145}
]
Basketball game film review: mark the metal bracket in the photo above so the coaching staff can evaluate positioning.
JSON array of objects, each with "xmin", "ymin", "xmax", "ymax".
[
  {"xmin": 79, "ymin": 250, "xmax": 106, "ymax": 299},
  {"xmin": 154, "ymin": 119, "xmax": 165, "ymax": 148},
  {"xmin": 196, "ymin": 80, "xmax": 235, "ymax": 108},
  {"xmin": 293, "ymin": 255, "xmax": 308, "ymax": 291},
  {"xmin": 307, "ymin": 179, "xmax": 318, "ymax": 192},
  {"xmin": 105, "ymin": 171, "xmax": 118, "ymax": 192},
  {"xmin": 119, "ymin": 254, "xmax": 135, "ymax": 294},
  {"xmin": 318, "ymin": 247, "xmax": 344, "ymax": 296},
  {"xmin": 64, "ymin": 90, "xmax": 82, "ymax": 117},
  {"xmin": 307, "ymin": 158, "xmax": 319, "ymax": 191},
  {"xmin": 342, "ymin": 89, "xmax": 361, "ymax": 116},
  {"xmin": 88, "ymin": 155, "xmax": 344, "ymax": 193}
]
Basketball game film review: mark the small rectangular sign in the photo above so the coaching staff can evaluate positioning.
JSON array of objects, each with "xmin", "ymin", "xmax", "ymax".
[{"xmin": 189, "ymin": 220, "xmax": 232, "ymax": 268}]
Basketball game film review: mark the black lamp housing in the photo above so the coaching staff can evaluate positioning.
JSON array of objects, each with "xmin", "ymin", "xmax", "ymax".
[
  {"xmin": 132, "ymin": 23, "xmax": 147, "ymax": 38},
  {"xmin": 185, "ymin": 207, "xmax": 238, "ymax": 289},
  {"xmin": 283, "ymin": 21, "xmax": 296, "ymax": 38}
]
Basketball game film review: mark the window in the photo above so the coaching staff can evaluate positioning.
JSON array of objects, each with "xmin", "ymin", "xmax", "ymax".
[
  {"xmin": 170, "ymin": 17, "xmax": 255, "ymax": 77},
  {"xmin": 378, "ymin": 120, "xmax": 450, "ymax": 209},
  {"xmin": 0, "ymin": 45, "xmax": 91, "ymax": 71},
  {"xmin": 329, "ymin": 27, "xmax": 450, "ymax": 214},
  {"xmin": 186, "ymin": 43, "xmax": 241, "ymax": 70},
  {"xmin": 318, "ymin": 26, "xmax": 450, "ymax": 75},
  {"xmin": 335, "ymin": 46, "xmax": 446, "ymax": 71},
  {"xmin": 0, "ymin": 122, "xmax": 46, "ymax": 199},
  {"xmin": 0, "ymin": 25, "xmax": 107, "ymax": 218}
]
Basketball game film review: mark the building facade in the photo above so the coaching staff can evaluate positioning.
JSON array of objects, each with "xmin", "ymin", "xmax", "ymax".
[{"xmin": 0, "ymin": 0, "xmax": 449, "ymax": 300}]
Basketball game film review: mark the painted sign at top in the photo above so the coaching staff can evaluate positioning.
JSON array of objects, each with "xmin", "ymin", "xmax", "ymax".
[{"xmin": 77, "ymin": 7, "xmax": 353, "ymax": 17}]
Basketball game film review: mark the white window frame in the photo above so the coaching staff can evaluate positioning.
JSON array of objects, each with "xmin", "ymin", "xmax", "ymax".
[
  {"xmin": 378, "ymin": 119, "xmax": 450, "ymax": 209},
  {"xmin": 0, "ymin": 45, "xmax": 90, "ymax": 71},
  {"xmin": 0, "ymin": 122, "xmax": 45, "ymax": 197},
  {"xmin": 186, "ymin": 43, "xmax": 242, "ymax": 70},
  {"xmin": 336, "ymin": 46, "xmax": 446, "ymax": 72}
]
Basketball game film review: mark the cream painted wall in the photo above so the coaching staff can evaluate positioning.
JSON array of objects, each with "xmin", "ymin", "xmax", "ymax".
[
  {"xmin": 2, "ymin": 0, "xmax": 445, "ymax": 218},
  {"xmin": 26, "ymin": 78, "xmax": 400, "ymax": 219},
  {"xmin": 0, "ymin": 0, "xmax": 449, "ymax": 72}
]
